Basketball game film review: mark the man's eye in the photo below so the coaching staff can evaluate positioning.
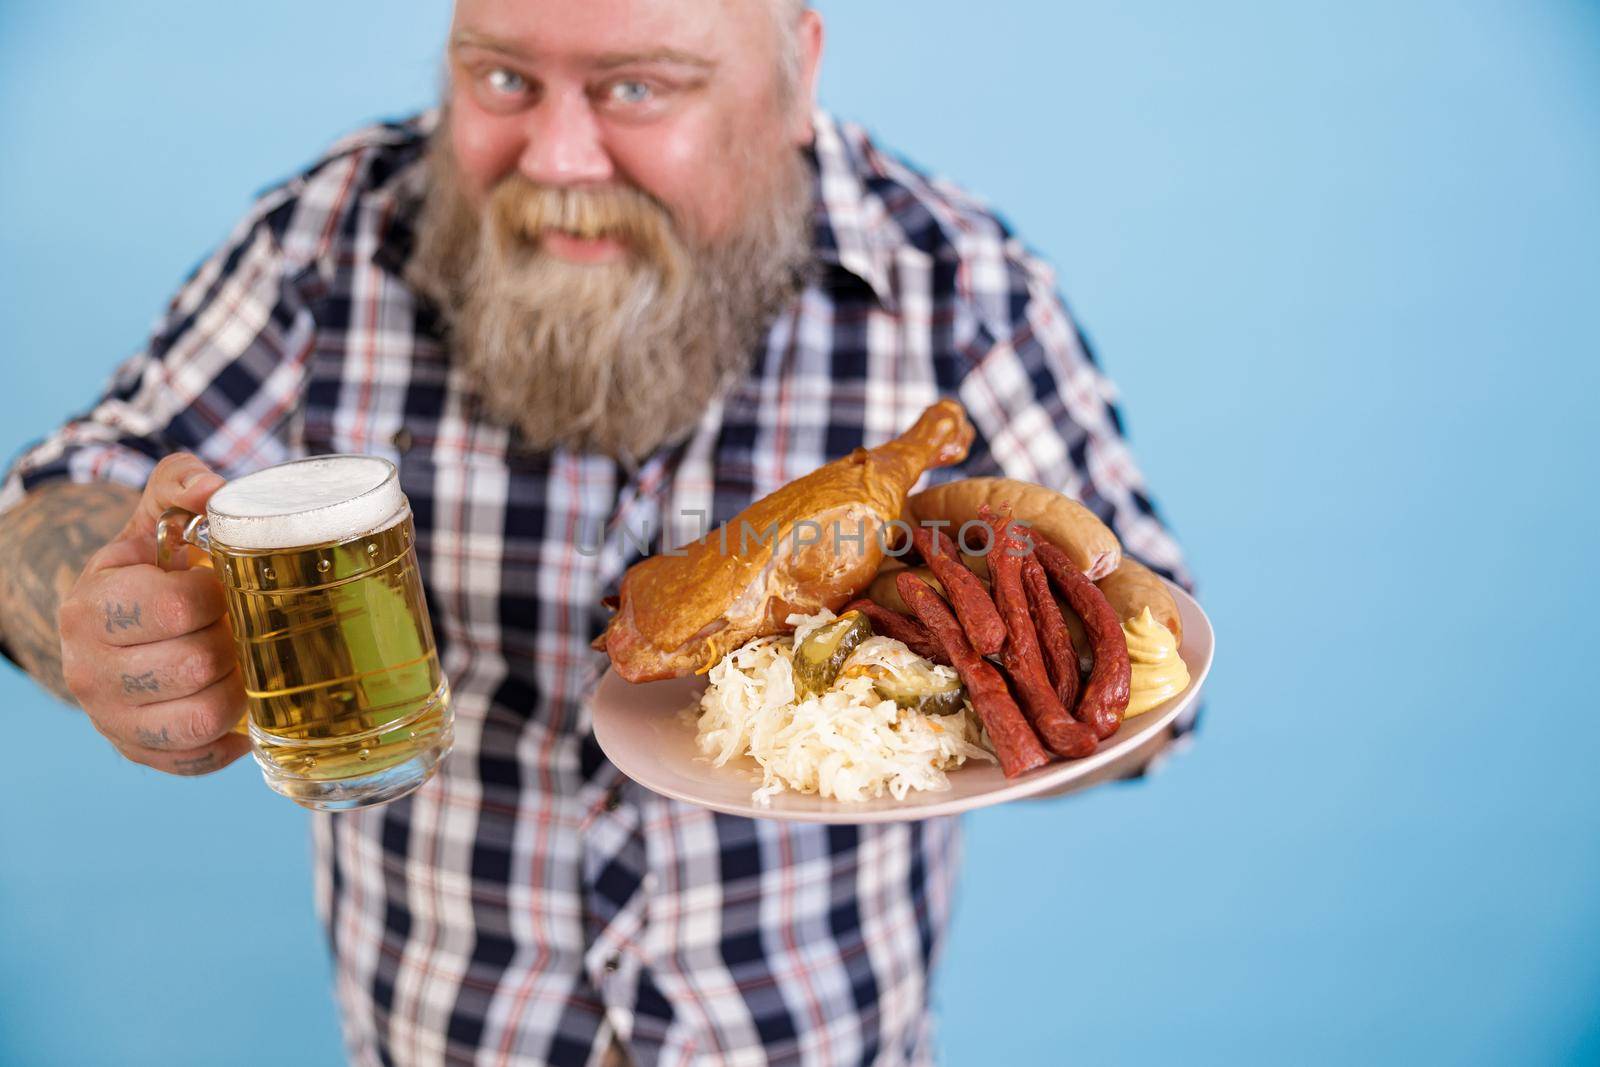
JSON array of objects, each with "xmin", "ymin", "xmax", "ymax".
[
  {"xmin": 606, "ymin": 80, "xmax": 654, "ymax": 106},
  {"xmin": 485, "ymin": 67, "xmax": 527, "ymax": 95}
]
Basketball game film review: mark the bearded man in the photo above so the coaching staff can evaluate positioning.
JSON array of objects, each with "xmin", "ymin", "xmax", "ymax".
[{"xmin": 0, "ymin": 1, "xmax": 1192, "ymax": 1064}]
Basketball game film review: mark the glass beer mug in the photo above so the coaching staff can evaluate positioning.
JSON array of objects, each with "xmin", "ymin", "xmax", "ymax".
[{"xmin": 156, "ymin": 454, "xmax": 453, "ymax": 811}]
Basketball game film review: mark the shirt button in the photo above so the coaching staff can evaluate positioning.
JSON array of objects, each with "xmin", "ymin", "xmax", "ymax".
[
  {"xmin": 603, "ymin": 787, "xmax": 622, "ymax": 812},
  {"xmin": 391, "ymin": 427, "xmax": 414, "ymax": 454},
  {"xmin": 603, "ymin": 955, "xmax": 621, "ymax": 974}
]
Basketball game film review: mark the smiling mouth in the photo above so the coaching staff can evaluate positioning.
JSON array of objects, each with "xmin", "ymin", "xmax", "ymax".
[
  {"xmin": 531, "ymin": 199, "xmax": 630, "ymax": 258},
  {"xmin": 537, "ymin": 229, "xmax": 629, "ymax": 265}
]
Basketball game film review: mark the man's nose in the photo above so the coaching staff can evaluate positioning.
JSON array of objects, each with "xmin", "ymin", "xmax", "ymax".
[{"xmin": 517, "ymin": 91, "xmax": 614, "ymax": 187}]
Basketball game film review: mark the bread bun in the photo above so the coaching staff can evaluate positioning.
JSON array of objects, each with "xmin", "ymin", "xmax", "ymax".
[
  {"xmin": 1095, "ymin": 558, "xmax": 1181, "ymax": 643},
  {"xmin": 907, "ymin": 477, "xmax": 1121, "ymax": 581}
]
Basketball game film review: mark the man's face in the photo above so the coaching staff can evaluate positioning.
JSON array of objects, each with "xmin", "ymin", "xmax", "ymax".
[
  {"xmin": 409, "ymin": 0, "xmax": 823, "ymax": 462},
  {"xmin": 447, "ymin": 0, "xmax": 813, "ymax": 262}
]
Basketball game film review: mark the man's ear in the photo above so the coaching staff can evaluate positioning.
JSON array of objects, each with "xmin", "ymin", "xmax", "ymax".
[{"xmin": 791, "ymin": 9, "xmax": 825, "ymax": 146}]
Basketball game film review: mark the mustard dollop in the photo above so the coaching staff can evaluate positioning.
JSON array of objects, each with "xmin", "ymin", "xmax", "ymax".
[{"xmin": 1123, "ymin": 607, "xmax": 1190, "ymax": 717}]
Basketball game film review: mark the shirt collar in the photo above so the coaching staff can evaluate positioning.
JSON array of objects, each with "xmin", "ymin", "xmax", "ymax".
[
  {"xmin": 370, "ymin": 114, "xmax": 435, "ymax": 284},
  {"xmin": 807, "ymin": 109, "xmax": 898, "ymax": 311}
]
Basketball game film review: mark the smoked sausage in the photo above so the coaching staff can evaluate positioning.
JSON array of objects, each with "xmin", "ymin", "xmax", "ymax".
[
  {"xmin": 843, "ymin": 598, "xmax": 950, "ymax": 666},
  {"xmin": 910, "ymin": 524, "xmax": 1005, "ymax": 656},
  {"xmin": 981, "ymin": 507, "xmax": 1097, "ymax": 759},
  {"xmin": 1022, "ymin": 556, "xmax": 1079, "ymax": 711},
  {"xmin": 1035, "ymin": 540, "xmax": 1132, "ymax": 740},
  {"xmin": 895, "ymin": 572, "xmax": 1050, "ymax": 778}
]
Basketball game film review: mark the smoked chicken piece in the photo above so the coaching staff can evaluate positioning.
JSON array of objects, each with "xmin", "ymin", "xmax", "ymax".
[{"xmin": 595, "ymin": 400, "xmax": 975, "ymax": 682}]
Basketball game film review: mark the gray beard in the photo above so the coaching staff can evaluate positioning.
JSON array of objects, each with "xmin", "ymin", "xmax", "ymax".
[{"xmin": 405, "ymin": 134, "xmax": 814, "ymax": 464}]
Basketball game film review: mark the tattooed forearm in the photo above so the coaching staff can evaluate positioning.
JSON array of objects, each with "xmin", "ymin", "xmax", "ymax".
[{"xmin": 0, "ymin": 481, "xmax": 138, "ymax": 703}]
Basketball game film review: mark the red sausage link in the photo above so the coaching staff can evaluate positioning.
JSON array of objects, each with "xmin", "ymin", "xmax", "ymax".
[
  {"xmin": 1035, "ymin": 540, "xmax": 1132, "ymax": 740},
  {"xmin": 1022, "ymin": 556, "xmax": 1079, "ymax": 710},
  {"xmin": 911, "ymin": 523, "xmax": 1006, "ymax": 656},
  {"xmin": 895, "ymin": 572, "xmax": 1050, "ymax": 778},
  {"xmin": 843, "ymin": 599, "xmax": 951, "ymax": 665},
  {"xmin": 980, "ymin": 507, "xmax": 1098, "ymax": 759}
]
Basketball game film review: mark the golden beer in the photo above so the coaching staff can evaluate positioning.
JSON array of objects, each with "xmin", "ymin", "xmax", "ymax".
[{"xmin": 159, "ymin": 455, "xmax": 453, "ymax": 810}]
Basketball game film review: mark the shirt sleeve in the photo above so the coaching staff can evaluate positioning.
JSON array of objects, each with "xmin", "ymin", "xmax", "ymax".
[
  {"xmin": 951, "ymin": 246, "xmax": 1201, "ymax": 763},
  {"xmin": 0, "ymin": 191, "xmax": 314, "ymax": 515}
]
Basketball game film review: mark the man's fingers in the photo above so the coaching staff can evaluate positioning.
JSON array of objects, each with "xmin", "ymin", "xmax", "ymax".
[
  {"xmin": 102, "ymin": 669, "xmax": 249, "ymax": 751},
  {"xmin": 120, "ymin": 452, "xmax": 226, "ymax": 542},
  {"xmin": 111, "ymin": 731, "xmax": 251, "ymax": 777},
  {"xmin": 84, "ymin": 534, "xmax": 157, "ymax": 574},
  {"xmin": 100, "ymin": 618, "xmax": 238, "ymax": 707},
  {"xmin": 81, "ymin": 565, "xmax": 228, "ymax": 647}
]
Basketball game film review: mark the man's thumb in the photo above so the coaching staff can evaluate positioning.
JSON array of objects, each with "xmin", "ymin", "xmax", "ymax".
[{"xmin": 121, "ymin": 453, "xmax": 226, "ymax": 542}]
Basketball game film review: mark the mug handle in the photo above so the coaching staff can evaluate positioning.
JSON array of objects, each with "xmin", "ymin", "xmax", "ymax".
[
  {"xmin": 156, "ymin": 506, "xmax": 211, "ymax": 570},
  {"xmin": 155, "ymin": 506, "xmax": 249, "ymax": 738}
]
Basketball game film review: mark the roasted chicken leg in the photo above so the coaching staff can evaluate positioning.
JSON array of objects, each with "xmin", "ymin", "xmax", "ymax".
[{"xmin": 596, "ymin": 399, "xmax": 975, "ymax": 682}]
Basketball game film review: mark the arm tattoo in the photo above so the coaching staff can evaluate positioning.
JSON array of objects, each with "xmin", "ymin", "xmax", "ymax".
[{"xmin": 0, "ymin": 481, "xmax": 138, "ymax": 703}]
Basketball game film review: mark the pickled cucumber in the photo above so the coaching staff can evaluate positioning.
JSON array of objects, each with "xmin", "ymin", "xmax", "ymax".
[
  {"xmin": 792, "ymin": 611, "xmax": 872, "ymax": 696},
  {"xmin": 870, "ymin": 668, "xmax": 966, "ymax": 716}
]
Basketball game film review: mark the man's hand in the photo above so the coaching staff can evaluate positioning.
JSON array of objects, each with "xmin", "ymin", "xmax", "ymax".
[{"xmin": 56, "ymin": 454, "xmax": 250, "ymax": 776}]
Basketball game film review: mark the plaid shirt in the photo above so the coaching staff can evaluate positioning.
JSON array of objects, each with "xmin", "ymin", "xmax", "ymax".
[{"xmin": 2, "ymin": 110, "xmax": 1192, "ymax": 1066}]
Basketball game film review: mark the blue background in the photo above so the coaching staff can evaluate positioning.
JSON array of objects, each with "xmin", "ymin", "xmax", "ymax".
[{"xmin": 2, "ymin": 1, "xmax": 1596, "ymax": 1063}]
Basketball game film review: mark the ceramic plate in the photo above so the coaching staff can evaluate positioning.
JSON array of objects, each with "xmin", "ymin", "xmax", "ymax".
[{"xmin": 592, "ymin": 582, "xmax": 1213, "ymax": 823}]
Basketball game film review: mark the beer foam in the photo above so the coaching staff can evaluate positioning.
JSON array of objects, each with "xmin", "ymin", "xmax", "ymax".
[{"xmin": 207, "ymin": 455, "xmax": 407, "ymax": 550}]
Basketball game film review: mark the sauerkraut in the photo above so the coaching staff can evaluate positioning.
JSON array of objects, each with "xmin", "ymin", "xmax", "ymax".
[{"xmin": 694, "ymin": 609, "xmax": 995, "ymax": 804}]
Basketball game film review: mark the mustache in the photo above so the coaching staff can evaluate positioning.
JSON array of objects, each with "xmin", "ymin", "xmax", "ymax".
[{"xmin": 488, "ymin": 177, "xmax": 679, "ymax": 258}]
